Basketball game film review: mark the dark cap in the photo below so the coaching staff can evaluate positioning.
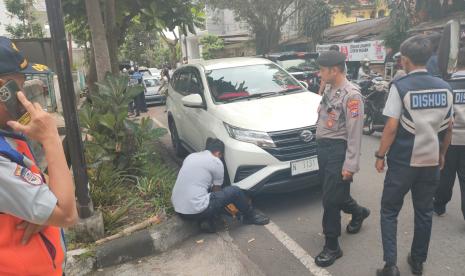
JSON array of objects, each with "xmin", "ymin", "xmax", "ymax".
[
  {"xmin": 317, "ymin": 50, "xmax": 346, "ymax": 67},
  {"xmin": 0, "ymin": 36, "xmax": 50, "ymax": 76}
]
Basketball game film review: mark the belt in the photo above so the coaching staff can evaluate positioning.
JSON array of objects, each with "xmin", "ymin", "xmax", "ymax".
[{"xmin": 316, "ymin": 138, "xmax": 347, "ymax": 147}]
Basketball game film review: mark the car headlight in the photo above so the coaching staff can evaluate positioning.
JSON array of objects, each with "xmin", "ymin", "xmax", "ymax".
[{"xmin": 224, "ymin": 123, "xmax": 276, "ymax": 148}]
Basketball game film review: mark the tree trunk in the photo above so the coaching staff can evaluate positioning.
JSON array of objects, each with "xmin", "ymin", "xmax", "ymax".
[
  {"xmin": 104, "ymin": 0, "xmax": 119, "ymax": 74},
  {"xmin": 85, "ymin": 0, "xmax": 111, "ymax": 82},
  {"xmin": 86, "ymin": 44, "xmax": 98, "ymax": 94}
]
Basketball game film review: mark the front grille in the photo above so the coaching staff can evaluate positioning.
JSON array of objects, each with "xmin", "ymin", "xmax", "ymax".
[{"xmin": 262, "ymin": 126, "xmax": 317, "ymax": 161}]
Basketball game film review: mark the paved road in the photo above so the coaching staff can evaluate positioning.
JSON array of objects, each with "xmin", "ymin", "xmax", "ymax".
[{"xmin": 146, "ymin": 105, "xmax": 465, "ymax": 276}]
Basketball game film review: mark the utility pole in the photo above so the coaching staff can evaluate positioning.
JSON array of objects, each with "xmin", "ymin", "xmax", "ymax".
[{"xmin": 44, "ymin": 0, "xmax": 93, "ymax": 219}]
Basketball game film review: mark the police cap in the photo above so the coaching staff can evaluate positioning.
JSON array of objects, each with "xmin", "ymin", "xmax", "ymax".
[{"xmin": 317, "ymin": 50, "xmax": 346, "ymax": 67}]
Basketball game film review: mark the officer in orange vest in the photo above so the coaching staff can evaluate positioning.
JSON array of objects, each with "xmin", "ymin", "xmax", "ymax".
[{"xmin": 0, "ymin": 36, "xmax": 78, "ymax": 275}]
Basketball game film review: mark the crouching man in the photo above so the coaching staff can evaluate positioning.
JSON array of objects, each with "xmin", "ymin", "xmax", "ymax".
[{"xmin": 171, "ymin": 138, "xmax": 269, "ymax": 232}]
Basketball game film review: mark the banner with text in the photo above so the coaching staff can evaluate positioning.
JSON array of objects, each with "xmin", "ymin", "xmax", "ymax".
[{"xmin": 316, "ymin": 40, "xmax": 386, "ymax": 63}]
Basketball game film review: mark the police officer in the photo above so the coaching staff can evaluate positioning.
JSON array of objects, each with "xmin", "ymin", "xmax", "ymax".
[
  {"xmin": 314, "ymin": 50, "xmax": 370, "ymax": 267},
  {"xmin": 434, "ymin": 46, "xmax": 465, "ymax": 219},
  {"xmin": 375, "ymin": 35, "xmax": 454, "ymax": 276}
]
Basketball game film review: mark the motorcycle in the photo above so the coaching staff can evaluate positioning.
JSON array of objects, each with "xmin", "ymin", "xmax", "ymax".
[{"xmin": 361, "ymin": 77, "xmax": 389, "ymax": 135}]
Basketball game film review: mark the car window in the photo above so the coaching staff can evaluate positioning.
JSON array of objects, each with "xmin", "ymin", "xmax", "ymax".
[
  {"xmin": 144, "ymin": 79, "xmax": 160, "ymax": 87},
  {"xmin": 189, "ymin": 70, "xmax": 203, "ymax": 95},
  {"xmin": 279, "ymin": 58, "xmax": 318, "ymax": 73},
  {"xmin": 174, "ymin": 71, "xmax": 191, "ymax": 95},
  {"xmin": 206, "ymin": 63, "xmax": 303, "ymax": 103}
]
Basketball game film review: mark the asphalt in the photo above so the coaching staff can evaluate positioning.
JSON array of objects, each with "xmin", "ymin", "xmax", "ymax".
[{"xmin": 121, "ymin": 105, "xmax": 465, "ymax": 276}]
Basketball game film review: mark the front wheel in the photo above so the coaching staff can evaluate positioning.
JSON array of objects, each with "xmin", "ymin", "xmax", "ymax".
[
  {"xmin": 169, "ymin": 120, "xmax": 188, "ymax": 158},
  {"xmin": 363, "ymin": 110, "xmax": 375, "ymax": 135}
]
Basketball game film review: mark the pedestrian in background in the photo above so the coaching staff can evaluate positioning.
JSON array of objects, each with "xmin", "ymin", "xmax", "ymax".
[
  {"xmin": 375, "ymin": 35, "xmax": 454, "ymax": 276},
  {"xmin": 0, "ymin": 36, "xmax": 77, "ymax": 275},
  {"xmin": 426, "ymin": 32, "xmax": 442, "ymax": 77},
  {"xmin": 434, "ymin": 46, "xmax": 465, "ymax": 220},
  {"xmin": 314, "ymin": 50, "xmax": 370, "ymax": 268}
]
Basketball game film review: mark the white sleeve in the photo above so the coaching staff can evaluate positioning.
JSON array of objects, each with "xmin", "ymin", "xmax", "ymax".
[
  {"xmin": 212, "ymin": 159, "xmax": 225, "ymax": 186},
  {"xmin": 383, "ymin": 85, "xmax": 403, "ymax": 119},
  {"xmin": 0, "ymin": 157, "xmax": 57, "ymax": 224}
]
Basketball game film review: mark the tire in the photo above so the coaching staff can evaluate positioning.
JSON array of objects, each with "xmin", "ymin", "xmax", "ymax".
[
  {"xmin": 363, "ymin": 110, "xmax": 375, "ymax": 135},
  {"xmin": 169, "ymin": 119, "xmax": 188, "ymax": 158}
]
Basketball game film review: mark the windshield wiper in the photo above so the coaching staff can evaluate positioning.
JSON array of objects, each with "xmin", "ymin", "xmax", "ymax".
[
  {"xmin": 223, "ymin": 92, "xmax": 278, "ymax": 102},
  {"xmin": 278, "ymin": 87, "xmax": 304, "ymax": 94}
]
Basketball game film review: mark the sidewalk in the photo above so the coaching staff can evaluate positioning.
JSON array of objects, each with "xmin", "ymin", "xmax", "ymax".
[{"xmin": 89, "ymin": 231, "xmax": 265, "ymax": 276}]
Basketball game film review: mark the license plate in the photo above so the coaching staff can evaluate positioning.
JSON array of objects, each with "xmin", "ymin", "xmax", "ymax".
[{"xmin": 291, "ymin": 156, "xmax": 319, "ymax": 176}]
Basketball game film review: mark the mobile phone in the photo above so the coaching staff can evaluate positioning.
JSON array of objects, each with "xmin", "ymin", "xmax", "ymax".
[{"xmin": 0, "ymin": 80, "xmax": 30, "ymax": 125}]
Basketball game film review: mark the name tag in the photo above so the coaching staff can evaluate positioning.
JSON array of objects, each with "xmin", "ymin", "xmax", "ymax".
[
  {"xmin": 410, "ymin": 91, "xmax": 448, "ymax": 109},
  {"xmin": 454, "ymin": 90, "xmax": 465, "ymax": 104}
]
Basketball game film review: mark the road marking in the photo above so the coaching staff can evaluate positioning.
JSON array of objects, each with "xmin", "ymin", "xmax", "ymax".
[
  {"xmin": 151, "ymin": 116, "xmax": 167, "ymax": 130},
  {"xmin": 264, "ymin": 220, "xmax": 332, "ymax": 276}
]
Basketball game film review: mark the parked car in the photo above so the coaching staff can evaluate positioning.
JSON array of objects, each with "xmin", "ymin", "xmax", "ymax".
[
  {"xmin": 149, "ymin": 68, "xmax": 161, "ymax": 77},
  {"xmin": 166, "ymin": 57, "xmax": 321, "ymax": 194},
  {"xmin": 143, "ymin": 76, "xmax": 166, "ymax": 105},
  {"xmin": 265, "ymin": 52, "xmax": 320, "ymax": 93}
]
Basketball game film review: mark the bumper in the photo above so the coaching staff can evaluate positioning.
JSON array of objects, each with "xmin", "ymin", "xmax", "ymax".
[
  {"xmin": 223, "ymin": 136, "xmax": 320, "ymax": 193},
  {"xmin": 248, "ymin": 169, "xmax": 320, "ymax": 194},
  {"xmin": 145, "ymin": 94, "xmax": 166, "ymax": 104}
]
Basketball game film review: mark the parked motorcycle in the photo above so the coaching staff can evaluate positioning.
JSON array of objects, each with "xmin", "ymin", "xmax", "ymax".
[{"xmin": 361, "ymin": 77, "xmax": 389, "ymax": 135}]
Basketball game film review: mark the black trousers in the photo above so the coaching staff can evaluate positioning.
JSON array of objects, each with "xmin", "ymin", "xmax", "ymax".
[
  {"xmin": 178, "ymin": 186, "xmax": 251, "ymax": 221},
  {"xmin": 434, "ymin": 145, "xmax": 465, "ymax": 219},
  {"xmin": 381, "ymin": 161, "xmax": 440, "ymax": 265},
  {"xmin": 317, "ymin": 139, "xmax": 363, "ymax": 238}
]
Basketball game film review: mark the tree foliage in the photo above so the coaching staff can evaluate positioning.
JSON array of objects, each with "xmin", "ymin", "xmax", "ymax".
[
  {"xmin": 4, "ymin": 0, "xmax": 44, "ymax": 38},
  {"xmin": 200, "ymin": 34, "xmax": 224, "ymax": 60},
  {"xmin": 382, "ymin": 0, "xmax": 410, "ymax": 51},
  {"xmin": 300, "ymin": 0, "xmax": 332, "ymax": 46},
  {"xmin": 206, "ymin": 0, "xmax": 332, "ymax": 54}
]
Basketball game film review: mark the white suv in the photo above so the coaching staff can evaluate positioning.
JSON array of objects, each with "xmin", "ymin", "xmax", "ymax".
[{"xmin": 166, "ymin": 57, "xmax": 321, "ymax": 193}]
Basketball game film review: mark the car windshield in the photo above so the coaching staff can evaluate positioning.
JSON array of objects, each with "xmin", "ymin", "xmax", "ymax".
[
  {"xmin": 206, "ymin": 64, "xmax": 303, "ymax": 103},
  {"xmin": 144, "ymin": 79, "xmax": 160, "ymax": 87},
  {"xmin": 280, "ymin": 58, "xmax": 318, "ymax": 73}
]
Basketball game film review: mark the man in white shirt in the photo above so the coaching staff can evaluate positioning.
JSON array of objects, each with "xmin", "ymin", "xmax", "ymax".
[{"xmin": 171, "ymin": 138, "xmax": 269, "ymax": 232}]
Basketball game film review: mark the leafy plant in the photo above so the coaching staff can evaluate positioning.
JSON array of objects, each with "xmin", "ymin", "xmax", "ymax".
[
  {"xmin": 200, "ymin": 34, "xmax": 225, "ymax": 60},
  {"xmin": 382, "ymin": 0, "xmax": 411, "ymax": 52}
]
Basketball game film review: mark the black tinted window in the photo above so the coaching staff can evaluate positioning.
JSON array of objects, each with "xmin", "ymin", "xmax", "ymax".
[{"xmin": 174, "ymin": 71, "xmax": 190, "ymax": 94}]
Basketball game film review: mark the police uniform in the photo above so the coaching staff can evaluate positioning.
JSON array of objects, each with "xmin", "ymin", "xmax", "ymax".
[
  {"xmin": 380, "ymin": 69, "xmax": 453, "ymax": 268},
  {"xmin": 434, "ymin": 71, "xmax": 465, "ymax": 219},
  {"xmin": 314, "ymin": 51, "xmax": 370, "ymax": 267}
]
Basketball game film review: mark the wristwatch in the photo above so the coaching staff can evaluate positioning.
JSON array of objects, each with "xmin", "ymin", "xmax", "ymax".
[{"xmin": 375, "ymin": 151, "xmax": 385, "ymax": 160}]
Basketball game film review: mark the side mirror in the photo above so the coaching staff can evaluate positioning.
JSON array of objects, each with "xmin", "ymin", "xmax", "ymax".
[
  {"xmin": 299, "ymin": 81, "xmax": 309, "ymax": 89},
  {"xmin": 182, "ymin": 94, "xmax": 205, "ymax": 108}
]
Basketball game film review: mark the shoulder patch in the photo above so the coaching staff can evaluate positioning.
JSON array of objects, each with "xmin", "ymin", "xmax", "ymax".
[
  {"xmin": 14, "ymin": 166, "xmax": 44, "ymax": 186},
  {"xmin": 347, "ymin": 99, "xmax": 360, "ymax": 118}
]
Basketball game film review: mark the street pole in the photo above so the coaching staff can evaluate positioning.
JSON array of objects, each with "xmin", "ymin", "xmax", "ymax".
[{"xmin": 45, "ymin": 0, "xmax": 93, "ymax": 219}]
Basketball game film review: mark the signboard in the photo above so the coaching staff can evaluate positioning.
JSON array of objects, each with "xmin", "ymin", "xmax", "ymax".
[{"xmin": 316, "ymin": 40, "xmax": 386, "ymax": 63}]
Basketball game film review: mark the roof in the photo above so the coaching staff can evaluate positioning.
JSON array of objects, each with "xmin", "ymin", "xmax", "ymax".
[
  {"xmin": 188, "ymin": 57, "xmax": 272, "ymax": 70},
  {"xmin": 322, "ymin": 17, "xmax": 390, "ymax": 43},
  {"xmin": 409, "ymin": 12, "xmax": 465, "ymax": 33}
]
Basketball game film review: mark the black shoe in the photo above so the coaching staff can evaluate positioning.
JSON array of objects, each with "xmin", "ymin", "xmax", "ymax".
[
  {"xmin": 242, "ymin": 210, "xmax": 270, "ymax": 225},
  {"xmin": 347, "ymin": 207, "xmax": 370, "ymax": 234},
  {"xmin": 315, "ymin": 246, "xmax": 343, "ymax": 267},
  {"xmin": 433, "ymin": 203, "xmax": 446, "ymax": 216},
  {"xmin": 199, "ymin": 219, "xmax": 216, "ymax": 233},
  {"xmin": 407, "ymin": 253, "xmax": 423, "ymax": 275},
  {"xmin": 376, "ymin": 265, "xmax": 400, "ymax": 276}
]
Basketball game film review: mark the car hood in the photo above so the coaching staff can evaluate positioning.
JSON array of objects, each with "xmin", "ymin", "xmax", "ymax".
[{"xmin": 214, "ymin": 92, "xmax": 321, "ymax": 132}]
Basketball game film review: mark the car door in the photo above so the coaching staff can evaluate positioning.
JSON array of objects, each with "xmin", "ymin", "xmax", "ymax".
[
  {"xmin": 169, "ymin": 69, "xmax": 192, "ymax": 149},
  {"xmin": 180, "ymin": 67, "xmax": 213, "ymax": 152}
]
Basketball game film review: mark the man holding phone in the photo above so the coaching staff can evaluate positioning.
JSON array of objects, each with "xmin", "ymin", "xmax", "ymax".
[{"xmin": 0, "ymin": 36, "xmax": 78, "ymax": 275}]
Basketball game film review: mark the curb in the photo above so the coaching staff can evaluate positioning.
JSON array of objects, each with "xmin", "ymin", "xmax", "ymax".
[{"xmin": 65, "ymin": 216, "xmax": 199, "ymax": 275}]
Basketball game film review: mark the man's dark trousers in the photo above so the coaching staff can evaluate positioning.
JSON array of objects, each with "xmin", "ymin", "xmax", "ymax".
[
  {"xmin": 434, "ymin": 145, "xmax": 465, "ymax": 219},
  {"xmin": 381, "ymin": 160, "xmax": 440, "ymax": 265},
  {"xmin": 317, "ymin": 139, "xmax": 363, "ymax": 238},
  {"xmin": 178, "ymin": 186, "xmax": 250, "ymax": 220}
]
